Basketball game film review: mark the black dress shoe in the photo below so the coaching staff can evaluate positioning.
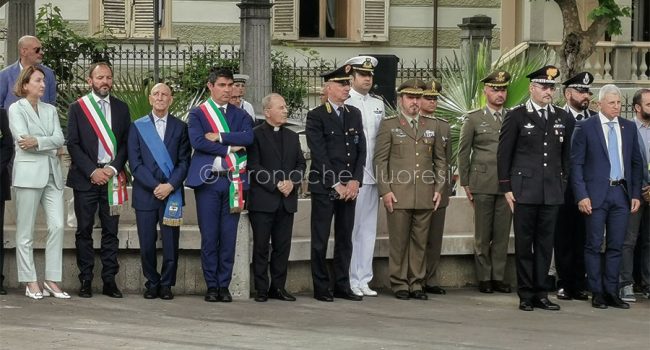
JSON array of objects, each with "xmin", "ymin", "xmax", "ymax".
[
  {"xmin": 410, "ymin": 290, "xmax": 428, "ymax": 300},
  {"xmin": 424, "ymin": 285, "xmax": 446, "ymax": 295},
  {"xmin": 314, "ymin": 292, "xmax": 333, "ymax": 302},
  {"xmin": 591, "ymin": 293, "xmax": 608, "ymax": 309},
  {"xmin": 333, "ymin": 289, "xmax": 363, "ymax": 301},
  {"xmin": 556, "ymin": 288, "xmax": 572, "ymax": 300},
  {"xmin": 268, "ymin": 288, "xmax": 296, "ymax": 301},
  {"xmin": 254, "ymin": 292, "xmax": 268, "ymax": 302},
  {"xmin": 478, "ymin": 281, "xmax": 493, "ymax": 294},
  {"xmin": 0, "ymin": 284, "xmax": 7, "ymax": 295},
  {"xmin": 159, "ymin": 286, "xmax": 174, "ymax": 300},
  {"xmin": 533, "ymin": 297, "xmax": 560, "ymax": 311},
  {"xmin": 395, "ymin": 290, "xmax": 411, "ymax": 300},
  {"xmin": 572, "ymin": 290, "xmax": 589, "ymax": 301},
  {"xmin": 205, "ymin": 287, "xmax": 220, "ymax": 302},
  {"xmin": 219, "ymin": 287, "xmax": 233, "ymax": 302},
  {"xmin": 519, "ymin": 300, "xmax": 534, "ymax": 311},
  {"xmin": 78, "ymin": 280, "xmax": 93, "ymax": 298},
  {"xmin": 492, "ymin": 281, "xmax": 511, "ymax": 293},
  {"xmin": 102, "ymin": 282, "xmax": 123, "ymax": 298},
  {"xmin": 143, "ymin": 287, "xmax": 158, "ymax": 299},
  {"xmin": 605, "ymin": 293, "xmax": 630, "ymax": 309}
]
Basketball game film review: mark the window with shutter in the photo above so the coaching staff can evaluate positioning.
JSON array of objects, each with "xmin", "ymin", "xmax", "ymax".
[
  {"xmin": 102, "ymin": 0, "xmax": 128, "ymax": 37},
  {"xmin": 272, "ymin": 0, "xmax": 299, "ymax": 40},
  {"xmin": 271, "ymin": 0, "xmax": 388, "ymax": 42},
  {"xmin": 131, "ymin": 0, "xmax": 155, "ymax": 38},
  {"xmin": 361, "ymin": 0, "xmax": 389, "ymax": 42}
]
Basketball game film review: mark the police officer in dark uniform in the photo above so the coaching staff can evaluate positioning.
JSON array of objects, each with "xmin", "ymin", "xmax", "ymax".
[
  {"xmin": 554, "ymin": 72, "xmax": 595, "ymax": 301},
  {"xmin": 306, "ymin": 64, "xmax": 366, "ymax": 302},
  {"xmin": 497, "ymin": 65, "xmax": 571, "ymax": 311}
]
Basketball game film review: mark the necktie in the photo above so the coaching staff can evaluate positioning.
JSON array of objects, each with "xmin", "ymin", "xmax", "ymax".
[
  {"xmin": 98, "ymin": 99, "xmax": 109, "ymax": 162},
  {"xmin": 576, "ymin": 113, "xmax": 584, "ymax": 121},
  {"xmin": 156, "ymin": 118, "xmax": 166, "ymax": 140},
  {"xmin": 337, "ymin": 106, "xmax": 344, "ymax": 123},
  {"xmin": 539, "ymin": 108, "xmax": 546, "ymax": 120},
  {"xmin": 607, "ymin": 121, "xmax": 622, "ymax": 180},
  {"xmin": 411, "ymin": 119, "xmax": 418, "ymax": 134},
  {"xmin": 219, "ymin": 107, "xmax": 226, "ymax": 116},
  {"xmin": 494, "ymin": 111, "xmax": 501, "ymax": 124}
]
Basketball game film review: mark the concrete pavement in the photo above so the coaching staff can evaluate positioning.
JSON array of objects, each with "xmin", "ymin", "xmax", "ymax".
[{"xmin": 1, "ymin": 288, "xmax": 648, "ymax": 349}]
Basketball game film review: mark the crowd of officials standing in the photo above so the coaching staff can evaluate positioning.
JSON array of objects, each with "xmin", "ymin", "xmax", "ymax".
[{"xmin": 0, "ymin": 35, "xmax": 648, "ymax": 312}]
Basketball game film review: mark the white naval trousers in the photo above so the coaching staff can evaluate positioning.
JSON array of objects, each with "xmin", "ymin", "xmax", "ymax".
[{"xmin": 349, "ymin": 184, "xmax": 379, "ymax": 288}]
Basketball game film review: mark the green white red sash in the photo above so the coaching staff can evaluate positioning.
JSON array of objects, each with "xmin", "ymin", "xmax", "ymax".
[
  {"xmin": 199, "ymin": 99, "xmax": 247, "ymax": 213},
  {"xmin": 78, "ymin": 93, "xmax": 128, "ymax": 215}
]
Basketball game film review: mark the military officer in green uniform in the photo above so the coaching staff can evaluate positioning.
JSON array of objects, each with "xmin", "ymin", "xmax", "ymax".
[
  {"xmin": 458, "ymin": 71, "xmax": 513, "ymax": 294},
  {"xmin": 374, "ymin": 79, "xmax": 447, "ymax": 300},
  {"xmin": 420, "ymin": 80, "xmax": 451, "ymax": 295}
]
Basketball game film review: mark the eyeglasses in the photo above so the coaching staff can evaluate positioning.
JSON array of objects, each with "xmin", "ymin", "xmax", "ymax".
[
  {"xmin": 33, "ymin": 47, "xmax": 42, "ymax": 54},
  {"xmin": 533, "ymin": 83, "xmax": 556, "ymax": 91}
]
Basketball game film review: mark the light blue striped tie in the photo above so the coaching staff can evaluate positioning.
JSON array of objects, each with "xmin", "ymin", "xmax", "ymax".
[{"xmin": 607, "ymin": 121, "xmax": 622, "ymax": 180}]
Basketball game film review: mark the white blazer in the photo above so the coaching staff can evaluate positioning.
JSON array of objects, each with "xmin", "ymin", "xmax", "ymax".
[{"xmin": 8, "ymin": 98, "xmax": 64, "ymax": 189}]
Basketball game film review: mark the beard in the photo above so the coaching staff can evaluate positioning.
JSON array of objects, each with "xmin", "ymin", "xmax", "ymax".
[{"xmin": 92, "ymin": 84, "xmax": 111, "ymax": 98}]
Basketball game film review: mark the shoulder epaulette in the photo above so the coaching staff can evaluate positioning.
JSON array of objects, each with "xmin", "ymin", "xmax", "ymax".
[
  {"xmin": 384, "ymin": 114, "xmax": 398, "ymax": 120},
  {"xmin": 435, "ymin": 116, "xmax": 449, "ymax": 123},
  {"xmin": 421, "ymin": 114, "xmax": 437, "ymax": 120},
  {"xmin": 466, "ymin": 107, "xmax": 481, "ymax": 114}
]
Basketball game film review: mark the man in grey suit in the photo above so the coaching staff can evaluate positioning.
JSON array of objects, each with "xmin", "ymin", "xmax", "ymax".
[
  {"xmin": 0, "ymin": 35, "xmax": 57, "ymax": 109},
  {"xmin": 459, "ymin": 71, "xmax": 513, "ymax": 294}
]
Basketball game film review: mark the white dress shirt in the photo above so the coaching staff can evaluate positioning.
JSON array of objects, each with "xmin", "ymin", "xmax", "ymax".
[{"xmin": 599, "ymin": 112, "xmax": 624, "ymax": 176}]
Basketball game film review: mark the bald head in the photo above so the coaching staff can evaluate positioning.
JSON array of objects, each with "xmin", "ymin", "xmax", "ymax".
[
  {"xmin": 18, "ymin": 36, "xmax": 43, "ymax": 66},
  {"xmin": 149, "ymin": 83, "xmax": 174, "ymax": 117}
]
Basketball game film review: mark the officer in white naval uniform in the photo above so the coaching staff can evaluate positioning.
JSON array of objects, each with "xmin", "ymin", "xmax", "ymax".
[{"xmin": 345, "ymin": 56, "xmax": 385, "ymax": 297}]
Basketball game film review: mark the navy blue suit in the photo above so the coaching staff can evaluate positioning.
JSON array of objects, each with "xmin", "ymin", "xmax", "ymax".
[
  {"xmin": 571, "ymin": 115, "xmax": 643, "ymax": 294},
  {"xmin": 186, "ymin": 102, "xmax": 254, "ymax": 289},
  {"xmin": 0, "ymin": 61, "xmax": 57, "ymax": 109},
  {"xmin": 128, "ymin": 114, "xmax": 191, "ymax": 289}
]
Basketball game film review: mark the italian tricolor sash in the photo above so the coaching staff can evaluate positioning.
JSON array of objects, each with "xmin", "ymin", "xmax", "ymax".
[
  {"xmin": 78, "ymin": 94, "xmax": 128, "ymax": 215},
  {"xmin": 200, "ymin": 99, "xmax": 247, "ymax": 213}
]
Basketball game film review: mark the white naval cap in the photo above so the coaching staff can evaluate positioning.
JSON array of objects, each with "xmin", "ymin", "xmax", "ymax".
[{"xmin": 343, "ymin": 56, "xmax": 378, "ymax": 74}]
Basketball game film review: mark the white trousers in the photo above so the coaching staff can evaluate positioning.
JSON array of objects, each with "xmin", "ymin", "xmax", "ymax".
[
  {"xmin": 349, "ymin": 184, "xmax": 379, "ymax": 288},
  {"xmin": 14, "ymin": 175, "xmax": 65, "ymax": 282}
]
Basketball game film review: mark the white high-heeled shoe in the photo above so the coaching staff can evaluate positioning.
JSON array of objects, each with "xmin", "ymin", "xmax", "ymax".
[
  {"xmin": 42, "ymin": 281, "xmax": 71, "ymax": 299},
  {"xmin": 25, "ymin": 285, "xmax": 43, "ymax": 300}
]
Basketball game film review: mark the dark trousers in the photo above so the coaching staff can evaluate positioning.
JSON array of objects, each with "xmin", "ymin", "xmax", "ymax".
[
  {"xmin": 0, "ymin": 201, "xmax": 4, "ymax": 285},
  {"xmin": 135, "ymin": 207, "xmax": 180, "ymax": 289},
  {"xmin": 513, "ymin": 203, "xmax": 559, "ymax": 301},
  {"xmin": 621, "ymin": 201, "xmax": 650, "ymax": 288},
  {"xmin": 585, "ymin": 185, "xmax": 629, "ymax": 294},
  {"xmin": 74, "ymin": 186, "xmax": 120, "ymax": 283},
  {"xmin": 555, "ymin": 202, "xmax": 587, "ymax": 293},
  {"xmin": 195, "ymin": 180, "xmax": 240, "ymax": 289},
  {"xmin": 310, "ymin": 193, "xmax": 355, "ymax": 295},
  {"xmin": 250, "ymin": 208, "xmax": 294, "ymax": 292}
]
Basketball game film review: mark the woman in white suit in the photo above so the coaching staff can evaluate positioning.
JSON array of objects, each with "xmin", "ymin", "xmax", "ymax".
[{"xmin": 8, "ymin": 66, "xmax": 69, "ymax": 299}]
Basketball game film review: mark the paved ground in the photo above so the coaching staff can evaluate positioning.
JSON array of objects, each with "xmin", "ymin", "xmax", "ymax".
[{"xmin": 0, "ymin": 288, "xmax": 648, "ymax": 350}]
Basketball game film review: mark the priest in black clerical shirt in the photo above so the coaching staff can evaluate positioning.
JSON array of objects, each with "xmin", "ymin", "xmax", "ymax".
[{"xmin": 247, "ymin": 93, "xmax": 306, "ymax": 302}]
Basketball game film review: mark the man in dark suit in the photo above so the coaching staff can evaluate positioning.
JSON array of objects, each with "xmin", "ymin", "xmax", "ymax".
[
  {"xmin": 248, "ymin": 93, "xmax": 306, "ymax": 302},
  {"xmin": 553, "ymin": 72, "xmax": 596, "ymax": 301},
  {"xmin": 571, "ymin": 84, "xmax": 643, "ymax": 309},
  {"xmin": 0, "ymin": 35, "xmax": 56, "ymax": 109},
  {"xmin": 306, "ymin": 64, "xmax": 366, "ymax": 302},
  {"xmin": 497, "ymin": 65, "xmax": 570, "ymax": 311},
  {"xmin": 128, "ymin": 83, "xmax": 191, "ymax": 300},
  {"xmin": 67, "ymin": 62, "xmax": 131, "ymax": 298},
  {"xmin": 0, "ymin": 108, "xmax": 14, "ymax": 294},
  {"xmin": 185, "ymin": 68, "xmax": 254, "ymax": 302}
]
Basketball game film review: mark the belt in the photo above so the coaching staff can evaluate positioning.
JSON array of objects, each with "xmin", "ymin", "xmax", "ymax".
[{"xmin": 609, "ymin": 179, "xmax": 626, "ymax": 186}]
